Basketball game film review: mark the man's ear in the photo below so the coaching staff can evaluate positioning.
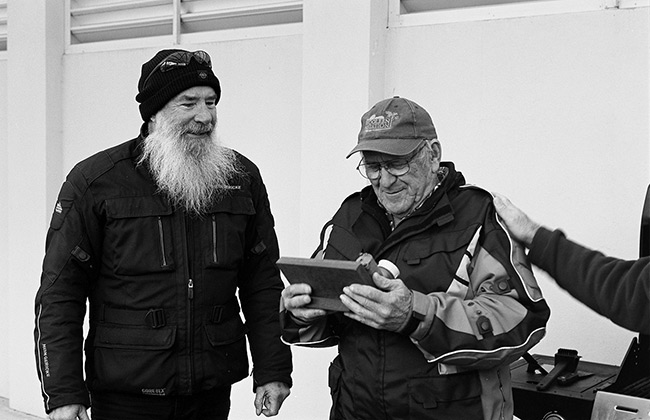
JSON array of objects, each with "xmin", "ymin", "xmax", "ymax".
[
  {"xmin": 147, "ymin": 116, "xmax": 156, "ymax": 134},
  {"xmin": 429, "ymin": 140, "xmax": 442, "ymax": 162}
]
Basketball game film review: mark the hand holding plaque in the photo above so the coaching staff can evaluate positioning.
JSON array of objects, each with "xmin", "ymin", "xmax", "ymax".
[{"xmin": 277, "ymin": 253, "xmax": 399, "ymax": 311}]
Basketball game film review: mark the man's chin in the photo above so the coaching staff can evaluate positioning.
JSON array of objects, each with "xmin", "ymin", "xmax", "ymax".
[{"xmin": 379, "ymin": 197, "xmax": 411, "ymax": 217}]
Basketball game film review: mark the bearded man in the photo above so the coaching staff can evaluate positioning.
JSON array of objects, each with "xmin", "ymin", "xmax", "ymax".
[{"xmin": 34, "ymin": 49, "xmax": 292, "ymax": 420}]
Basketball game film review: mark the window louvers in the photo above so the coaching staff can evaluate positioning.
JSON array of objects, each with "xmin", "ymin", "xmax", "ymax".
[{"xmin": 68, "ymin": 0, "xmax": 302, "ymax": 46}]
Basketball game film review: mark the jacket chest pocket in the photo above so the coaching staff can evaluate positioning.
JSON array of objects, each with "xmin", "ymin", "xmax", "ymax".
[
  {"xmin": 398, "ymin": 225, "xmax": 480, "ymax": 293},
  {"xmin": 408, "ymin": 371, "xmax": 482, "ymax": 417},
  {"xmin": 204, "ymin": 195, "xmax": 256, "ymax": 269},
  {"xmin": 104, "ymin": 197, "xmax": 175, "ymax": 275}
]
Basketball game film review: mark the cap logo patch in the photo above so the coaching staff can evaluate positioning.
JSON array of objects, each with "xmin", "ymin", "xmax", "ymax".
[
  {"xmin": 198, "ymin": 70, "xmax": 207, "ymax": 79},
  {"xmin": 55, "ymin": 202, "xmax": 63, "ymax": 214},
  {"xmin": 365, "ymin": 111, "xmax": 399, "ymax": 132}
]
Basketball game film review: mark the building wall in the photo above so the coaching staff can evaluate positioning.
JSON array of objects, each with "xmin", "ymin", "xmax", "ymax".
[
  {"xmin": 0, "ymin": 56, "xmax": 8, "ymax": 401},
  {"xmin": 1, "ymin": 1, "xmax": 648, "ymax": 419}
]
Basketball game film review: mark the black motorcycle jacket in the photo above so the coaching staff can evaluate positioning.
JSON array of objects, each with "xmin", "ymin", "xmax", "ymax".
[{"xmin": 34, "ymin": 133, "xmax": 292, "ymax": 413}]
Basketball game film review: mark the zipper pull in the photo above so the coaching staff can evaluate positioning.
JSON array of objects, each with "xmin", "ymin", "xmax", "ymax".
[{"xmin": 188, "ymin": 278, "xmax": 194, "ymax": 300}]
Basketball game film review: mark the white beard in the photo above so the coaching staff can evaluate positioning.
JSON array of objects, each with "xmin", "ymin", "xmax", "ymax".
[{"xmin": 138, "ymin": 115, "xmax": 243, "ymax": 215}]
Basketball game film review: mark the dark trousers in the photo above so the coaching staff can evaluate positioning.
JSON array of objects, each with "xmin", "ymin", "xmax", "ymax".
[{"xmin": 90, "ymin": 386, "xmax": 232, "ymax": 420}]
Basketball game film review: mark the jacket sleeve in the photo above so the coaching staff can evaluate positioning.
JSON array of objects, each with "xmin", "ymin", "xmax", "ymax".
[
  {"xmin": 34, "ymin": 177, "xmax": 97, "ymax": 413},
  {"xmin": 279, "ymin": 310, "xmax": 341, "ymax": 348},
  {"xmin": 407, "ymin": 204, "xmax": 550, "ymax": 370},
  {"xmin": 529, "ymin": 227, "xmax": 650, "ymax": 334},
  {"xmin": 237, "ymin": 164, "xmax": 293, "ymax": 390}
]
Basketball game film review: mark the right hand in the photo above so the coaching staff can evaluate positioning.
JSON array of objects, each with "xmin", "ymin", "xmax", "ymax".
[
  {"xmin": 281, "ymin": 283, "xmax": 327, "ymax": 323},
  {"xmin": 48, "ymin": 404, "xmax": 90, "ymax": 420}
]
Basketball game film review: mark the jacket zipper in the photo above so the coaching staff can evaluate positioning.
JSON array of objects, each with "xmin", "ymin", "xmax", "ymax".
[
  {"xmin": 211, "ymin": 215, "xmax": 218, "ymax": 264},
  {"xmin": 497, "ymin": 367, "xmax": 506, "ymax": 420},
  {"xmin": 380, "ymin": 331, "xmax": 388, "ymax": 418},
  {"xmin": 182, "ymin": 214, "xmax": 195, "ymax": 393},
  {"xmin": 157, "ymin": 217, "xmax": 168, "ymax": 267}
]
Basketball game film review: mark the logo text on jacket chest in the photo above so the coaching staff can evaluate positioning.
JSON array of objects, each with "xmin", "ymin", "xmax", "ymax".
[{"xmin": 141, "ymin": 388, "xmax": 167, "ymax": 396}]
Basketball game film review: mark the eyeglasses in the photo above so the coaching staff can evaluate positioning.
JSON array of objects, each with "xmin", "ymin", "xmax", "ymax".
[
  {"xmin": 142, "ymin": 50, "xmax": 212, "ymax": 90},
  {"xmin": 357, "ymin": 143, "xmax": 428, "ymax": 180}
]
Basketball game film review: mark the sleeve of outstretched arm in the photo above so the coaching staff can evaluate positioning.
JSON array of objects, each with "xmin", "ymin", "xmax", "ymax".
[
  {"xmin": 528, "ymin": 227, "xmax": 650, "ymax": 334},
  {"xmin": 406, "ymin": 206, "xmax": 551, "ymax": 370}
]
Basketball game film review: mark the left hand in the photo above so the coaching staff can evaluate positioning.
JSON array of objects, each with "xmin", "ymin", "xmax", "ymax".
[
  {"xmin": 254, "ymin": 381, "xmax": 291, "ymax": 417},
  {"xmin": 340, "ymin": 272, "xmax": 412, "ymax": 332}
]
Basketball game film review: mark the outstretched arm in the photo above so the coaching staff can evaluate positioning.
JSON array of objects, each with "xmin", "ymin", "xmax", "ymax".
[{"xmin": 493, "ymin": 192, "xmax": 650, "ymax": 333}]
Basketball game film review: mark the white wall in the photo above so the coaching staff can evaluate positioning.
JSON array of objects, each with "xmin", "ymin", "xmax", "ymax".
[
  {"xmin": 5, "ymin": 0, "xmax": 65, "ymax": 417},
  {"xmin": 0, "ymin": 56, "xmax": 8, "ymax": 400},
  {"xmin": 1, "ymin": 2, "xmax": 648, "ymax": 419}
]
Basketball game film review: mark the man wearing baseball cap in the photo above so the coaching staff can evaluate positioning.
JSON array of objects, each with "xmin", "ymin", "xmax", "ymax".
[
  {"xmin": 35, "ymin": 49, "xmax": 292, "ymax": 420},
  {"xmin": 281, "ymin": 97, "xmax": 549, "ymax": 419}
]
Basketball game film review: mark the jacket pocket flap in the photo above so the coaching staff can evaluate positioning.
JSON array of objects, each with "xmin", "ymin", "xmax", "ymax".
[
  {"xmin": 94, "ymin": 325, "xmax": 176, "ymax": 350},
  {"xmin": 105, "ymin": 196, "xmax": 172, "ymax": 219},
  {"xmin": 204, "ymin": 195, "xmax": 255, "ymax": 215},
  {"xmin": 204, "ymin": 318, "xmax": 247, "ymax": 346},
  {"xmin": 403, "ymin": 225, "xmax": 479, "ymax": 262},
  {"xmin": 409, "ymin": 373, "xmax": 481, "ymax": 405}
]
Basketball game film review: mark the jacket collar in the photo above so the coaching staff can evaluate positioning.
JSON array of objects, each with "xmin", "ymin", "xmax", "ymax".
[{"xmin": 358, "ymin": 162, "xmax": 464, "ymax": 255}]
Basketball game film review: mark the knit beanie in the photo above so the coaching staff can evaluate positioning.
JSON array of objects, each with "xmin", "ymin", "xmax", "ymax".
[{"xmin": 135, "ymin": 49, "xmax": 221, "ymax": 122}]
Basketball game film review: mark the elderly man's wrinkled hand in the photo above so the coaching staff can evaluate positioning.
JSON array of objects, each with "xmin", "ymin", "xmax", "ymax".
[
  {"xmin": 340, "ymin": 273, "xmax": 412, "ymax": 331},
  {"xmin": 48, "ymin": 404, "xmax": 90, "ymax": 420},
  {"xmin": 281, "ymin": 283, "xmax": 327, "ymax": 323},
  {"xmin": 254, "ymin": 381, "xmax": 291, "ymax": 417}
]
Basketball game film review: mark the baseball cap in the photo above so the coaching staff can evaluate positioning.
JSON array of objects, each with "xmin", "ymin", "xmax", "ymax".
[{"xmin": 347, "ymin": 96, "xmax": 437, "ymax": 158}]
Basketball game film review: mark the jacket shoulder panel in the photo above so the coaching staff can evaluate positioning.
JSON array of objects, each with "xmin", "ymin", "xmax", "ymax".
[
  {"xmin": 457, "ymin": 184, "xmax": 493, "ymax": 202},
  {"xmin": 68, "ymin": 138, "xmax": 138, "ymax": 189},
  {"xmin": 331, "ymin": 190, "xmax": 366, "ymax": 223}
]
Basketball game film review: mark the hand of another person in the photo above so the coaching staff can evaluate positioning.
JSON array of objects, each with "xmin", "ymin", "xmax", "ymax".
[
  {"xmin": 48, "ymin": 404, "xmax": 90, "ymax": 420},
  {"xmin": 340, "ymin": 272, "xmax": 412, "ymax": 332},
  {"xmin": 281, "ymin": 283, "xmax": 327, "ymax": 323},
  {"xmin": 254, "ymin": 381, "xmax": 291, "ymax": 417},
  {"xmin": 493, "ymin": 193, "xmax": 541, "ymax": 248}
]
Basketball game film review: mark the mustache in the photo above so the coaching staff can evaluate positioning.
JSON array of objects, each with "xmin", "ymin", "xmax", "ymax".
[{"xmin": 182, "ymin": 122, "xmax": 214, "ymax": 136}]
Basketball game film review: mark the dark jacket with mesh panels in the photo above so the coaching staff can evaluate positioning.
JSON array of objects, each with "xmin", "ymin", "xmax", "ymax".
[{"xmin": 282, "ymin": 162, "xmax": 549, "ymax": 420}]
